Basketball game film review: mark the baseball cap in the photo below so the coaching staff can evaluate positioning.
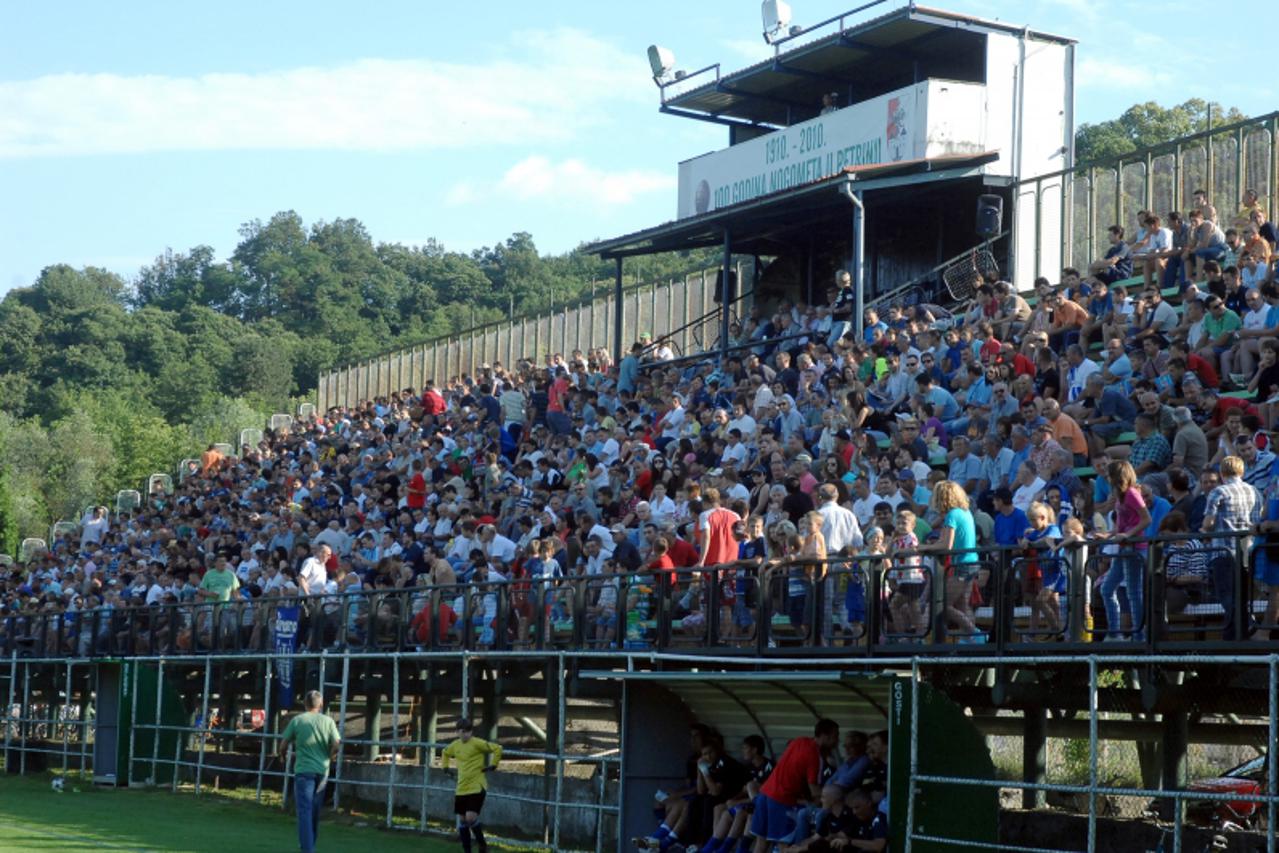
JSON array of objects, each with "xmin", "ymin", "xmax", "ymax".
[
  {"xmin": 898, "ymin": 469, "xmax": 916, "ymax": 480},
  {"xmin": 835, "ymin": 429, "xmax": 852, "ymax": 441},
  {"xmin": 609, "ymin": 524, "xmax": 627, "ymax": 534}
]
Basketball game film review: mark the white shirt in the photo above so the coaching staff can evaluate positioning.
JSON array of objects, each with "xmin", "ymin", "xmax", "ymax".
[
  {"xmin": 585, "ymin": 551, "xmax": 607, "ymax": 576},
  {"xmin": 314, "ymin": 527, "xmax": 350, "ymax": 556},
  {"xmin": 753, "ymin": 385, "xmax": 775, "ymax": 417},
  {"xmin": 1144, "ymin": 227, "xmax": 1172, "ymax": 254},
  {"xmin": 1244, "ymin": 305, "xmax": 1269, "ymax": 333},
  {"xmin": 722, "ymin": 442, "xmax": 750, "ymax": 468},
  {"xmin": 1066, "ymin": 359, "xmax": 1100, "ymax": 402},
  {"xmin": 1013, "ymin": 477, "xmax": 1047, "ymax": 513},
  {"xmin": 852, "ymin": 495, "xmax": 879, "ymax": 528},
  {"xmin": 299, "ymin": 556, "xmax": 328, "ymax": 595},
  {"xmin": 818, "ymin": 502, "xmax": 864, "ymax": 553},
  {"xmin": 649, "ymin": 495, "xmax": 677, "ymax": 524},
  {"xmin": 660, "ymin": 405, "xmax": 686, "ymax": 439},
  {"xmin": 81, "ymin": 516, "xmax": 109, "ymax": 548},
  {"xmin": 482, "ymin": 534, "xmax": 518, "ymax": 564},
  {"xmin": 727, "ymin": 414, "xmax": 758, "ymax": 437}
]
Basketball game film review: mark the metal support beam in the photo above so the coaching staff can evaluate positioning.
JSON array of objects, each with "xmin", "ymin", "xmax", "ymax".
[
  {"xmin": 838, "ymin": 183, "xmax": 867, "ymax": 340},
  {"xmin": 612, "ymin": 257, "xmax": 624, "ymax": 368},
  {"xmin": 719, "ymin": 228, "xmax": 732, "ymax": 368}
]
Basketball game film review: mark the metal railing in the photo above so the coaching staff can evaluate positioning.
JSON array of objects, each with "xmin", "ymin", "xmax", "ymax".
[{"xmin": 3, "ymin": 531, "xmax": 1267, "ymax": 660}]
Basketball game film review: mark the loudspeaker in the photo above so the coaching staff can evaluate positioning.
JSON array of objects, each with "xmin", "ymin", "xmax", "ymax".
[
  {"xmin": 976, "ymin": 194, "xmax": 1003, "ymax": 238},
  {"xmin": 713, "ymin": 268, "xmax": 737, "ymax": 304}
]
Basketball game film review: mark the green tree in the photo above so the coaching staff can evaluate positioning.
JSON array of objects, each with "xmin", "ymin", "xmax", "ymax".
[{"xmin": 1075, "ymin": 99, "xmax": 1248, "ymax": 164}]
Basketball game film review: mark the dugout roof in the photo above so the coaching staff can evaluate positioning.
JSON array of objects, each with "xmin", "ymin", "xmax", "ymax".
[{"xmin": 581, "ymin": 670, "xmax": 893, "ymax": 760}]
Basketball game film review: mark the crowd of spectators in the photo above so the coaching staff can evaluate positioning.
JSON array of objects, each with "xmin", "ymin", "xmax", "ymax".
[
  {"xmin": 634, "ymin": 720, "xmax": 888, "ymax": 853},
  {"xmin": 3, "ymin": 189, "xmax": 1279, "ymax": 655}
]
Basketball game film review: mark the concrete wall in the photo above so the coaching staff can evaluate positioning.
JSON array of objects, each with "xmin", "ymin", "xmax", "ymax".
[{"xmin": 339, "ymin": 759, "xmax": 617, "ymax": 849}]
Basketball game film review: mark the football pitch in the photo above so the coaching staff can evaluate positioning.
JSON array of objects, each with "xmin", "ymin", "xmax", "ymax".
[{"xmin": 0, "ymin": 773, "xmax": 532, "ymax": 852}]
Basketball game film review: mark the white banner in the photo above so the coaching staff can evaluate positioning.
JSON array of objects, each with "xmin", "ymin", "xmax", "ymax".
[{"xmin": 676, "ymin": 79, "xmax": 987, "ymax": 219}]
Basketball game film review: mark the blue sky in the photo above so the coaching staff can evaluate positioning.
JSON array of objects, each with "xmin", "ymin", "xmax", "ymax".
[{"xmin": 1, "ymin": 0, "xmax": 1273, "ymax": 293}]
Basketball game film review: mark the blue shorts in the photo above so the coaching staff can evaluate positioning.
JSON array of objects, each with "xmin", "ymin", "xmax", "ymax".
[{"xmin": 749, "ymin": 794, "xmax": 795, "ymax": 842}]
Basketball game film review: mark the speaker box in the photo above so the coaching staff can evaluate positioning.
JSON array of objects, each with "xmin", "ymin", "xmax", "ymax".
[{"xmin": 976, "ymin": 194, "xmax": 1003, "ymax": 238}]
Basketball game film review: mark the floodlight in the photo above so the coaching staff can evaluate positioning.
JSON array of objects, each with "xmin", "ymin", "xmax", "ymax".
[
  {"xmin": 647, "ymin": 45, "xmax": 676, "ymax": 83},
  {"xmin": 761, "ymin": 0, "xmax": 793, "ymax": 43}
]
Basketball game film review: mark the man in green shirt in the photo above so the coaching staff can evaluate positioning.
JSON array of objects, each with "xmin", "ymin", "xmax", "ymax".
[
  {"xmin": 198, "ymin": 556, "xmax": 240, "ymax": 602},
  {"xmin": 279, "ymin": 690, "xmax": 341, "ymax": 853},
  {"xmin": 197, "ymin": 556, "xmax": 240, "ymax": 649},
  {"xmin": 1197, "ymin": 297, "xmax": 1242, "ymax": 368}
]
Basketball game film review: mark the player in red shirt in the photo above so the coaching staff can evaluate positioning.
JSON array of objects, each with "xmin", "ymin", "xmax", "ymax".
[{"xmin": 751, "ymin": 719, "xmax": 840, "ymax": 852}]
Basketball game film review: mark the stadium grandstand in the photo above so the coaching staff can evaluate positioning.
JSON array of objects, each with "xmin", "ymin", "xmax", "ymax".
[{"xmin": 4, "ymin": 3, "xmax": 1279, "ymax": 852}]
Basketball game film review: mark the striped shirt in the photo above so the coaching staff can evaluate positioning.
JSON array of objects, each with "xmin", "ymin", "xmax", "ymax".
[
  {"xmin": 1204, "ymin": 477, "xmax": 1260, "ymax": 535},
  {"xmin": 1163, "ymin": 540, "xmax": 1212, "ymax": 581}
]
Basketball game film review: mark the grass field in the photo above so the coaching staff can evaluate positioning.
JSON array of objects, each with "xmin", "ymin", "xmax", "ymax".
[{"xmin": 0, "ymin": 773, "xmax": 535, "ymax": 852}]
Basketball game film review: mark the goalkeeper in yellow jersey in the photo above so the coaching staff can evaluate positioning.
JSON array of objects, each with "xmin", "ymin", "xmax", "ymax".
[{"xmin": 441, "ymin": 718, "xmax": 502, "ymax": 853}]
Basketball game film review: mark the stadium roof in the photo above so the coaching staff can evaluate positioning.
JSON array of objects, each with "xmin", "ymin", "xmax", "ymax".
[
  {"xmin": 659, "ymin": 4, "xmax": 1075, "ymax": 129},
  {"xmin": 587, "ymin": 150, "xmax": 998, "ymax": 259}
]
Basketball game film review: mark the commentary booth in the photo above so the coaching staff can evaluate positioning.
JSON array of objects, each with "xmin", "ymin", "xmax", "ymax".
[
  {"xmin": 591, "ymin": 2, "xmax": 1075, "ymax": 357},
  {"xmin": 585, "ymin": 669, "xmax": 998, "ymax": 851}
]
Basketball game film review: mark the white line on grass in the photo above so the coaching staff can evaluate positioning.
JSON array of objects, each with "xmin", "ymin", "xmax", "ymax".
[{"xmin": 0, "ymin": 818, "xmax": 154, "ymax": 852}]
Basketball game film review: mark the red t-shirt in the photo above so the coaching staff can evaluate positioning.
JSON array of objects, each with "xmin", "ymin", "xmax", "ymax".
[
  {"xmin": 421, "ymin": 390, "xmax": 447, "ymax": 415},
  {"xmin": 1012, "ymin": 352, "xmax": 1036, "ymax": 377},
  {"xmin": 649, "ymin": 554, "xmax": 675, "ymax": 586},
  {"xmin": 407, "ymin": 472, "xmax": 427, "ymax": 510},
  {"xmin": 667, "ymin": 537, "xmax": 700, "ymax": 568},
  {"xmin": 700, "ymin": 507, "xmax": 741, "ymax": 567},
  {"xmin": 1210, "ymin": 397, "xmax": 1259, "ymax": 429},
  {"xmin": 548, "ymin": 378, "xmax": 569, "ymax": 413},
  {"xmin": 761, "ymin": 737, "xmax": 822, "ymax": 806},
  {"xmin": 1186, "ymin": 353, "xmax": 1220, "ymax": 389}
]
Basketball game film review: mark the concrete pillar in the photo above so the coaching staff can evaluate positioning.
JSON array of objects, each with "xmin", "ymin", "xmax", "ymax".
[
  {"xmin": 365, "ymin": 692, "xmax": 382, "ymax": 761},
  {"xmin": 1161, "ymin": 711, "xmax": 1189, "ymax": 821},
  {"xmin": 1022, "ymin": 707, "xmax": 1047, "ymax": 809}
]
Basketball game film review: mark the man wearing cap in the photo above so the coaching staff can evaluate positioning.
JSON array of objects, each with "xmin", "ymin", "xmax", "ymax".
[
  {"xmin": 610, "ymin": 525, "xmax": 642, "ymax": 572},
  {"xmin": 278, "ymin": 690, "xmax": 341, "ymax": 853},
  {"xmin": 442, "ymin": 717, "xmax": 503, "ymax": 853}
]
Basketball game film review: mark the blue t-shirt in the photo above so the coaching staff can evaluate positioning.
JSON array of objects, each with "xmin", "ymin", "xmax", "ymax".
[
  {"xmin": 943, "ymin": 508, "xmax": 978, "ymax": 564},
  {"xmin": 994, "ymin": 508, "xmax": 1029, "ymax": 547}
]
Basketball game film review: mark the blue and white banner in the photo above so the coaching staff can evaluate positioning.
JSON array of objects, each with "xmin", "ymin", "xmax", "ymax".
[{"xmin": 274, "ymin": 605, "xmax": 300, "ymax": 710}]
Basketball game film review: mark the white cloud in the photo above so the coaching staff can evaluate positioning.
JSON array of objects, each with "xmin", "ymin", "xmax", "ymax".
[
  {"xmin": 0, "ymin": 29, "xmax": 650, "ymax": 157},
  {"xmin": 446, "ymin": 155, "xmax": 673, "ymax": 209},
  {"xmin": 1076, "ymin": 57, "xmax": 1169, "ymax": 91}
]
